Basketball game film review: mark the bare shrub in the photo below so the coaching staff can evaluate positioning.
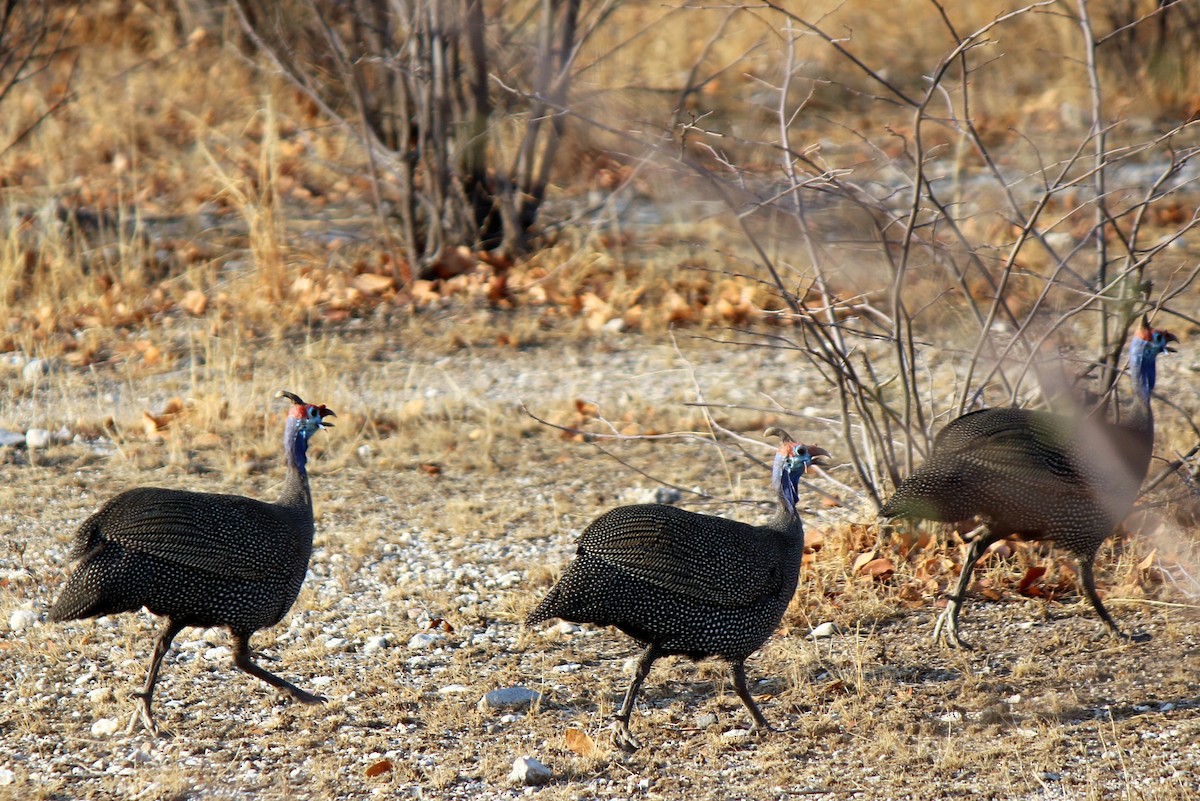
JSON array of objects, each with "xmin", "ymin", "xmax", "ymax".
[{"xmin": 228, "ymin": 0, "xmax": 602, "ymax": 278}]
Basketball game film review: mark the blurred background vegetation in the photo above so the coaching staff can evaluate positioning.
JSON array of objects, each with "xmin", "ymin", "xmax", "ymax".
[{"xmin": 1, "ymin": 0, "xmax": 1199, "ymax": 497}]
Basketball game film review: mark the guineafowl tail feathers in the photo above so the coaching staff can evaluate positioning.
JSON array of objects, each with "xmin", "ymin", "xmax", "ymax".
[{"xmin": 525, "ymin": 584, "xmax": 563, "ymax": 626}]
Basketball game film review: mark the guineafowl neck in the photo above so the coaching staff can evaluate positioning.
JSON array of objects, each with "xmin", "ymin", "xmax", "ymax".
[
  {"xmin": 278, "ymin": 465, "xmax": 313, "ymax": 512},
  {"xmin": 279, "ymin": 428, "xmax": 315, "ymax": 512},
  {"xmin": 768, "ymin": 499, "xmax": 805, "ymax": 540},
  {"xmin": 1126, "ymin": 350, "xmax": 1157, "ymax": 436}
]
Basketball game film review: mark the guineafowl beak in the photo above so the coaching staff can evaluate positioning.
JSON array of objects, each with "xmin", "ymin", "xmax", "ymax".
[
  {"xmin": 804, "ymin": 444, "xmax": 831, "ymax": 468},
  {"xmin": 1165, "ymin": 332, "xmax": 1179, "ymax": 352},
  {"xmin": 317, "ymin": 407, "xmax": 336, "ymax": 428}
]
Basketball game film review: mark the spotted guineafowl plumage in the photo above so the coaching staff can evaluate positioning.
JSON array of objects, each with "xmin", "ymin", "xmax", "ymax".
[
  {"xmin": 526, "ymin": 428, "xmax": 828, "ymax": 750},
  {"xmin": 881, "ymin": 317, "xmax": 1177, "ymax": 647},
  {"xmin": 49, "ymin": 391, "xmax": 335, "ymax": 733}
]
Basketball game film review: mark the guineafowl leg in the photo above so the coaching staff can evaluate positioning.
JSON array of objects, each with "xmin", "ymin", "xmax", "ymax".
[
  {"xmin": 127, "ymin": 618, "xmax": 187, "ymax": 735},
  {"xmin": 613, "ymin": 644, "xmax": 662, "ymax": 752},
  {"xmin": 730, "ymin": 660, "xmax": 772, "ymax": 734},
  {"xmin": 933, "ymin": 531, "xmax": 1002, "ymax": 649},
  {"xmin": 1078, "ymin": 558, "xmax": 1150, "ymax": 643},
  {"xmin": 231, "ymin": 632, "xmax": 326, "ymax": 705}
]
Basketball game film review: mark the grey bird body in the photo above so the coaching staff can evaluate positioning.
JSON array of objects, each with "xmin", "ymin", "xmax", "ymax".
[
  {"xmin": 527, "ymin": 429, "xmax": 826, "ymax": 750},
  {"xmin": 50, "ymin": 391, "xmax": 334, "ymax": 733},
  {"xmin": 881, "ymin": 320, "xmax": 1176, "ymax": 646}
]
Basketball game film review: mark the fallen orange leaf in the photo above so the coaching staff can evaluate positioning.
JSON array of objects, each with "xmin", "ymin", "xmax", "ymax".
[
  {"xmin": 365, "ymin": 759, "xmax": 393, "ymax": 778},
  {"xmin": 565, "ymin": 728, "xmax": 596, "ymax": 757}
]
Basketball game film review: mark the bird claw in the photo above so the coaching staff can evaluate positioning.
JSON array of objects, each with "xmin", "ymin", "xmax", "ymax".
[
  {"xmin": 1115, "ymin": 628, "xmax": 1151, "ymax": 644},
  {"xmin": 288, "ymin": 687, "xmax": 326, "ymax": 705},
  {"xmin": 612, "ymin": 719, "xmax": 641, "ymax": 752},
  {"xmin": 125, "ymin": 695, "xmax": 166, "ymax": 737},
  {"xmin": 748, "ymin": 721, "xmax": 775, "ymax": 738},
  {"xmin": 932, "ymin": 608, "xmax": 974, "ymax": 650}
]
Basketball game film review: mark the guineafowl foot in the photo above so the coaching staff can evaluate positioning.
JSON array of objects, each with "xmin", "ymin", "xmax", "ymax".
[
  {"xmin": 286, "ymin": 685, "xmax": 327, "ymax": 705},
  {"xmin": 125, "ymin": 693, "xmax": 171, "ymax": 737},
  {"xmin": 612, "ymin": 719, "xmax": 642, "ymax": 752},
  {"xmin": 931, "ymin": 607, "xmax": 973, "ymax": 650}
]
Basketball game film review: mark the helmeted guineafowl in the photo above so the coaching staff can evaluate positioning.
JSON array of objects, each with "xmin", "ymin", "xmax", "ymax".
[
  {"xmin": 526, "ymin": 428, "xmax": 828, "ymax": 751},
  {"xmin": 49, "ymin": 390, "xmax": 335, "ymax": 734},
  {"xmin": 881, "ymin": 317, "xmax": 1177, "ymax": 647}
]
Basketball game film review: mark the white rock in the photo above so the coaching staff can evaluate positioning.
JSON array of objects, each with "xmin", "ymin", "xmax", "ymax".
[
  {"xmin": 508, "ymin": 756, "xmax": 552, "ymax": 786},
  {"xmin": 204, "ymin": 646, "xmax": 231, "ymax": 661},
  {"xmin": 87, "ymin": 687, "xmax": 114, "ymax": 704},
  {"xmin": 91, "ymin": 717, "xmax": 122, "ymax": 737},
  {"xmin": 722, "ymin": 728, "xmax": 751, "ymax": 740},
  {"xmin": 21, "ymin": 358, "xmax": 55, "ymax": 383},
  {"xmin": 24, "ymin": 429, "xmax": 52, "ymax": 450},
  {"xmin": 324, "ymin": 637, "xmax": 348, "ymax": 650},
  {"xmin": 807, "ymin": 621, "xmax": 840, "ymax": 639},
  {"xmin": 362, "ymin": 635, "xmax": 389, "ymax": 655},
  {"xmin": 477, "ymin": 686, "xmax": 543, "ymax": 712},
  {"xmin": 310, "ymin": 676, "xmax": 333, "ymax": 687},
  {"xmin": 0, "ymin": 430, "xmax": 23, "ymax": 448},
  {"xmin": 407, "ymin": 632, "xmax": 444, "ymax": 650},
  {"xmin": 0, "ymin": 768, "xmax": 13, "ymax": 786},
  {"xmin": 552, "ymin": 663, "xmax": 582, "ymax": 674},
  {"xmin": 438, "ymin": 684, "xmax": 471, "ymax": 695},
  {"xmin": 8, "ymin": 609, "xmax": 36, "ymax": 632}
]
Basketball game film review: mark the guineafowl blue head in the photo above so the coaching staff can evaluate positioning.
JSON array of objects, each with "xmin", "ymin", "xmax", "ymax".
[
  {"xmin": 1130, "ymin": 316, "xmax": 1178, "ymax": 401},
  {"xmin": 277, "ymin": 390, "xmax": 336, "ymax": 472},
  {"xmin": 765, "ymin": 427, "xmax": 828, "ymax": 511}
]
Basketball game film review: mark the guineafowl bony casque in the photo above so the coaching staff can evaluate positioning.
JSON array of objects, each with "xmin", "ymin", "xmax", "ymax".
[
  {"xmin": 49, "ymin": 390, "xmax": 335, "ymax": 733},
  {"xmin": 881, "ymin": 317, "xmax": 1177, "ymax": 647},
  {"xmin": 526, "ymin": 428, "xmax": 828, "ymax": 750}
]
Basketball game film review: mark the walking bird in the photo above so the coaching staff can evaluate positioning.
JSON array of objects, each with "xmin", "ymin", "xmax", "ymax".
[
  {"xmin": 881, "ymin": 317, "xmax": 1177, "ymax": 647},
  {"xmin": 526, "ymin": 428, "xmax": 827, "ymax": 750},
  {"xmin": 50, "ymin": 390, "xmax": 335, "ymax": 733}
]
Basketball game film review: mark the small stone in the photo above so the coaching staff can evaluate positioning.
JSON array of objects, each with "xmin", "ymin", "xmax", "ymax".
[
  {"xmin": 204, "ymin": 646, "xmax": 231, "ymax": 661},
  {"xmin": 21, "ymin": 358, "xmax": 55, "ymax": 384},
  {"xmin": 653, "ymin": 487, "xmax": 683, "ymax": 505},
  {"xmin": 87, "ymin": 687, "xmax": 114, "ymax": 704},
  {"xmin": 695, "ymin": 713, "xmax": 719, "ymax": 728},
  {"xmin": 508, "ymin": 756, "xmax": 552, "ymax": 786},
  {"xmin": 807, "ymin": 622, "xmax": 840, "ymax": 639},
  {"xmin": 324, "ymin": 637, "xmax": 348, "ymax": 650},
  {"xmin": 1040, "ymin": 772, "xmax": 1062, "ymax": 782},
  {"xmin": 478, "ymin": 686, "xmax": 542, "ymax": 712},
  {"xmin": 552, "ymin": 663, "xmax": 582, "ymax": 674},
  {"xmin": 310, "ymin": 676, "xmax": 333, "ymax": 687},
  {"xmin": 549, "ymin": 621, "xmax": 578, "ymax": 636},
  {"xmin": 438, "ymin": 684, "xmax": 471, "ymax": 695},
  {"xmin": 362, "ymin": 635, "xmax": 389, "ymax": 655},
  {"xmin": 8, "ymin": 609, "xmax": 36, "ymax": 632},
  {"xmin": 1160, "ymin": 702, "xmax": 1175, "ymax": 712},
  {"xmin": 0, "ymin": 430, "xmax": 23, "ymax": 448},
  {"xmin": 407, "ymin": 632, "xmax": 444, "ymax": 650},
  {"xmin": 0, "ymin": 768, "xmax": 13, "ymax": 786},
  {"xmin": 91, "ymin": 717, "xmax": 122, "ymax": 737},
  {"xmin": 602, "ymin": 317, "xmax": 626, "ymax": 334},
  {"xmin": 722, "ymin": 728, "xmax": 751, "ymax": 740},
  {"xmin": 24, "ymin": 429, "xmax": 52, "ymax": 450}
]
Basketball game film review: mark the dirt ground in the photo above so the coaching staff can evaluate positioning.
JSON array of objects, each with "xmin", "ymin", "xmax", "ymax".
[{"xmin": 0, "ymin": 319, "xmax": 1198, "ymax": 801}]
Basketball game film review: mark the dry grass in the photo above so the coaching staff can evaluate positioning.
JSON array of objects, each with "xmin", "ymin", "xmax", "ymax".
[
  {"xmin": 1, "ymin": 325, "xmax": 1199, "ymax": 800},
  {"xmin": 1, "ymin": 2, "xmax": 1199, "ymax": 799}
]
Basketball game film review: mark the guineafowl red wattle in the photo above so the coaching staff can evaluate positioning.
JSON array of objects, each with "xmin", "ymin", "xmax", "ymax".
[
  {"xmin": 526, "ymin": 428, "xmax": 828, "ymax": 751},
  {"xmin": 50, "ymin": 390, "xmax": 335, "ymax": 734},
  {"xmin": 881, "ymin": 317, "xmax": 1178, "ymax": 648}
]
